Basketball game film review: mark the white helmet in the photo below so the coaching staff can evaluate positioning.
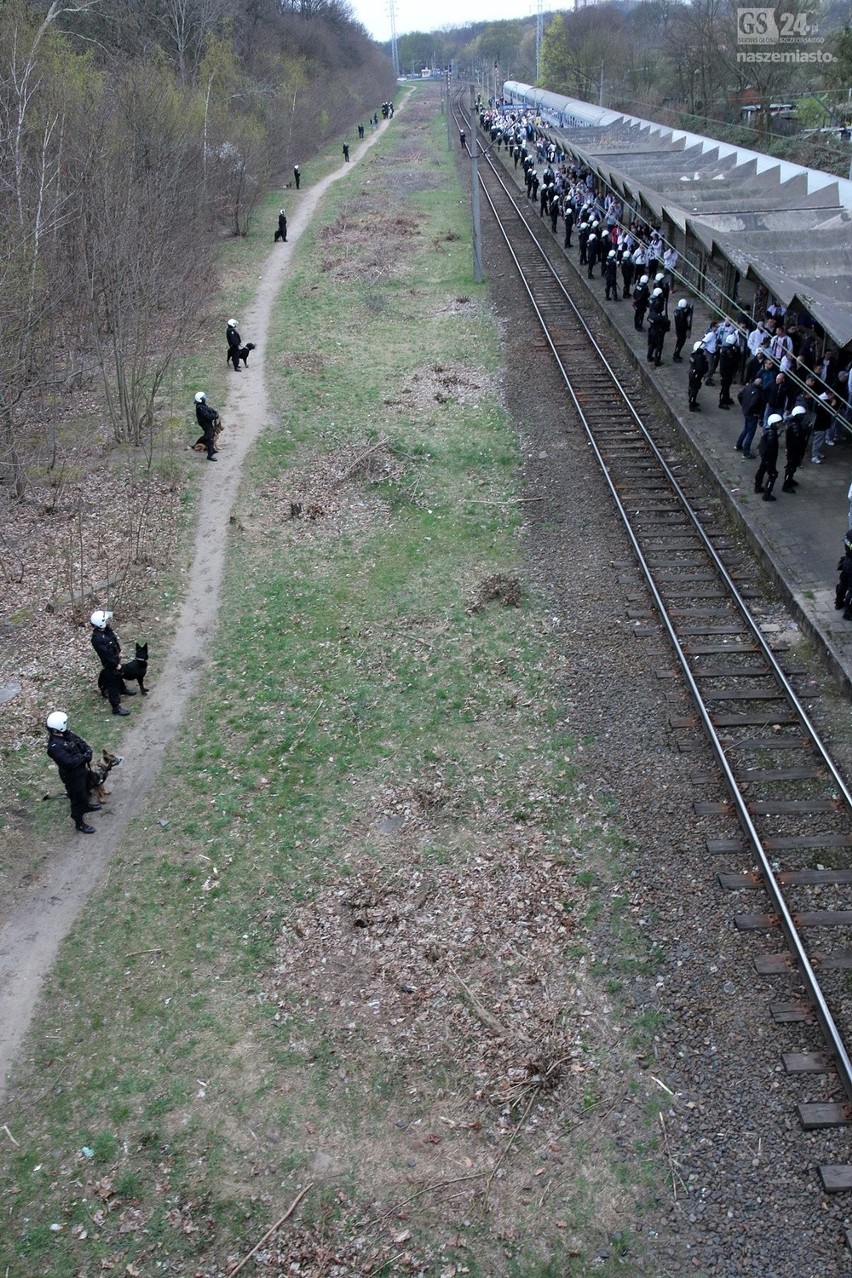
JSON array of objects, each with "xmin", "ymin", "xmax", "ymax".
[
  {"xmin": 725, "ymin": 333, "xmax": 738, "ymax": 345},
  {"xmin": 280, "ymin": 209, "xmax": 285, "ymax": 215},
  {"xmin": 194, "ymin": 392, "xmax": 206, "ymax": 403},
  {"xmin": 693, "ymin": 341, "xmax": 703, "ymax": 352},
  {"xmin": 651, "ymin": 287, "xmax": 663, "ymax": 298},
  {"xmin": 46, "ymin": 710, "xmax": 68, "ymax": 732},
  {"xmin": 640, "ymin": 274, "xmax": 649, "ymax": 284},
  {"xmin": 767, "ymin": 413, "xmax": 783, "ymax": 427},
  {"xmin": 608, "ymin": 250, "xmax": 616, "ymax": 258},
  {"xmin": 677, "ymin": 298, "xmax": 689, "ymax": 309},
  {"xmin": 228, "ymin": 318, "xmax": 237, "ymax": 327},
  {"xmin": 90, "ymin": 610, "xmax": 113, "ymax": 629},
  {"xmin": 655, "ymin": 272, "xmax": 665, "ymax": 282},
  {"xmin": 790, "ymin": 404, "xmax": 807, "ymax": 416}
]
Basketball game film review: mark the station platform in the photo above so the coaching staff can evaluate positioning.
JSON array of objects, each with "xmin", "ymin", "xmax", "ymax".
[{"xmin": 505, "ymin": 162, "xmax": 852, "ymax": 692}]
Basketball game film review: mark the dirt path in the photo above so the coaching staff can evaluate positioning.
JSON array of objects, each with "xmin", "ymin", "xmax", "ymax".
[{"xmin": 0, "ymin": 123, "xmax": 389, "ymax": 1099}]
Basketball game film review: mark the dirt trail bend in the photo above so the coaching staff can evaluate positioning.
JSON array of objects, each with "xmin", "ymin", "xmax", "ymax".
[{"xmin": 0, "ymin": 122, "xmax": 389, "ymax": 1099}]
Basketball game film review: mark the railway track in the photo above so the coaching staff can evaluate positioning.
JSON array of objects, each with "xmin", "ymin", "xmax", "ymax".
[{"xmin": 457, "ymin": 95, "xmax": 852, "ymax": 1192}]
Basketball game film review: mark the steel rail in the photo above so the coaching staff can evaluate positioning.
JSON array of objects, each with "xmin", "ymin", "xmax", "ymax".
[{"xmin": 462, "ymin": 102, "xmax": 852, "ymax": 1106}]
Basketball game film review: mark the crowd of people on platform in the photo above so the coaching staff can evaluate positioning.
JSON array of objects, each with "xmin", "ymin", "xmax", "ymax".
[
  {"xmin": 477, "ymin": 100, "xmax": 852, "ymax": 607},
  {"xmin": 477, "ymin": 102, "xmax": 852, "ymax": 496}
]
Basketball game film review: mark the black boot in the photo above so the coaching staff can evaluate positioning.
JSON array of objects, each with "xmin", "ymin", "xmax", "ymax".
[
  {"xmin": 85, "ymin": 802, "xmax": 102, "ymax": 813},
  {"xmin": 113, "ymin": 706, "xmax": 131, "ymax": 716},
  {"xmin": 76, "ymin": 822, "xmax": 96, "ymax": 834}
]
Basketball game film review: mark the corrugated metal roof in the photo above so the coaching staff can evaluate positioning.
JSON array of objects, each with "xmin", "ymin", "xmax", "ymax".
[{"xmin": 502, "ymin": 82, "xmax": 852, "ymax": 347}]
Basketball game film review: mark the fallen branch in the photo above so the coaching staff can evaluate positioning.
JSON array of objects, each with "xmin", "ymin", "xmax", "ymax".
[
  {"xmin": 333, "ymin": 440, "xmax": 389, "ymax": 487},
  {"xmin": 228, "ymin": 1182, "xmax": 313, "ymax": 1276},
  {"xmin": 449, "ymin": 967, "xmax": 509, "ymax": 1038},
  {"xmin": 659, "ymin": 1113, "xmax": 686, "ymax": 1202},
  {"xmin": 2, "ymin": 1124, "xmax": 19, "ymax": 1147},
  {"xmin": 467, "ymin": 496, "xmax": 545, "ymax": 505},
  {"xmin": 483, "ymin": 1088, "xmax": 537, "ymax": 1198},
  {"xmin": 361, "ymin": 1170, "xmax": 486, "ymax": 1231}
]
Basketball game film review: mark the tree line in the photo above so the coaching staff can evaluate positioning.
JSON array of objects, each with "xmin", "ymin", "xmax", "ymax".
[{"xmin": 0, "ymin": 0, "xmax": 395, "ymax": 500}]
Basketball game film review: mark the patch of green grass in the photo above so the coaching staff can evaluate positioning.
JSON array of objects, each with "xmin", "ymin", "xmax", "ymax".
[{"xmin": 0, "ymin": 91, "xmax": 670, "ymax": 1278}]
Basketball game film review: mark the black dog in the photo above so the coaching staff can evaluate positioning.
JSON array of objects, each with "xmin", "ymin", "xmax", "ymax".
[
  {"xmin": 98, "ymin": 642, "xmax": 149, "ymax": 698},
  {"xmin": 226, "ymin": 342, "xmax": 256, "ymax": 370}
]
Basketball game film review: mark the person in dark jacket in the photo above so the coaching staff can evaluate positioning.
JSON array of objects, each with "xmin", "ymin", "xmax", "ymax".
[
  {"xmin": 91, "ymin": 610, "xmax": 132, "ymax": 715},
  {"xmin": 578, "ymin": 221, "xmax": 589, "ymax": 265},
  {"xmin": 586, "ymin": 232, "xmax": 599, "ymax": 279},
  {"xmin": 672, "ymin": 299, "xmax": 692, "ymax": 362},
  {"xmin": 688, "ymin": 342, "xmax": 709, "ymax": 411},
  {"xmin": 755, "ymin": 413, "xmax": 782, "ymax": 501},
  {"xmin": 735, "ymin": 377, "xmax": 765, "ymax": 457},
  {"xmin": 835, "ymin": 549, "xmax": 852, "ymax": 619},
  {"xmin": 194, "ymin": 391, "xmax": 220, "ymax": 461},
  {"xmin": 274, "ymin": 209, "xmax": 287, "ymax": 243},
  {"xmin": 633, "ymin": 275, "xmax": 650, "ymax": 330},
  {"xmin": 293, "ymin": 164, "xmax": 301, "ymax": 189},
  {"xmin": 604, "ymin": 251, "xmax": 619, "ymax": 300},
  {"xmin": 46, "ymin": 711, "xmax": 100, "ymax": 833},
  {"xmin": 620, "ymin": 251, "xmax": 634, "ymax": 300},
  {"xmin": 782, "ymin": 404, "xmax": 811, "ymax": 492},
  {"xmin": 226, "ymin": 318, "xmax": 242, "ymax": 371},
  {"xmin": 647, "ymin": 308, "xmax": 670, "ymax": 366},
  {"xmin": 563, "ymin": 202, "xmax": 574, "ymax": 248},
  {"xmin": 718, "ymin": 333, "xmax": 740, "ymax": 408}
]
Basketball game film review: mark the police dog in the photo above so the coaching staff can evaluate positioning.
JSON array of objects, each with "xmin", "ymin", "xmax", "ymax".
[
  {"xmin": 227, "ymin": 342, "xmax": 256, "ymax": 370},
  {"xmin": 87, "ymin": 749, "xmax": 124, "ymax": 801},
  {"xmin": 97, "ymin": 642, "xmax": 149, "ymax": 698}
]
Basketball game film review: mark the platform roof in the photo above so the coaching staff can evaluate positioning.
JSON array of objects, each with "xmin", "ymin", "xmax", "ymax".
[{"xmin": 502, "ymin": 82, "xmax": 852, "ymax": 348}]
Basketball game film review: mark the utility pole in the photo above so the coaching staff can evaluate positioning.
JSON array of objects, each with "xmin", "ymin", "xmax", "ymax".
[{"xmin": 388, "ymin": 0, "xmax": 399, "ymax": 77}]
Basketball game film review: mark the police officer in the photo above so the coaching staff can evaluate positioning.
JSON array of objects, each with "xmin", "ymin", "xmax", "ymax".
[
  {"xmin": 578, "ymin": 221, "xmax": 589, "ymax": 265},
  {"xmin": 563, "ymin": 201, "xmax": 574, "ymax": 248},
  {"xmin": 91, "ymin": 610, "xmax": 132, "ymax": 715},
  {"xmin": 604, "ymin": 250, "xmax": 619, "ymax": 300},
  {"xmin": 782, "ymin": 404, "xmax": 811, "ymax": 492},
  {"xmin": 194, "ymin": 391, "xmax": 220, "ymax": 462},
  {"xmin": 226, "ymin": 318, "xmax": 242, "ymax": 371},
  {"xmin": 293, "ymin": 164, "xmax": 301, "ymax": 189},
  {"xmin": 620, "ymin": 250, "xmax": 634, "ymax": 300},
  {"xmin": 672, "ymin": 298, "xmax": 693, "ymax": 362},
  {"xmin": 688, "ymin": 341, "xmax": 708, "ymax": 411},
  {"xmin": 646, "ymin": 299, "xmax": 670, "ymax": 366},
  {"xmin": 755, "ymin": 413, "xmax": 782, "ymax": 501},
  {"xmin": 46, "ymin": 711, "xmax": 100, "ymax": 833},
  {"xmin": 586, "ymin": 231, "xmax": 599, "ymax": 279},
  {"xmin": 718, "ymin": 333, "xmax": 740, "ymax": 408},
  {"xmin": 274, "ymin": 209, "xmax": 287, "ymax": 243},
  {"xmin": 835, "ymin": 544, "xmax": 852, "ymax": 619},
  {"xmin": 633, "ymin": 274, "xmax": 650, "ymax": 330}
]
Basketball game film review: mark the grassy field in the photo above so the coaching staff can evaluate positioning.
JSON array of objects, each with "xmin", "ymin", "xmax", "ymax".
[{"xmin": 0, "ymin": 88, "xmax": 667, "ymax": 1277}]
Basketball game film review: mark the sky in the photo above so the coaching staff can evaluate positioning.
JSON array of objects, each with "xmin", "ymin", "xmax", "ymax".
[{"xmin": 351, "ymin": 0, "xmax": 536, "ymax": 44}]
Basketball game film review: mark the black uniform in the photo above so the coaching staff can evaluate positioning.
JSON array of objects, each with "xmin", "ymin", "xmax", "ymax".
[
  {"xmin": 604, "ymin": 256, "xmax": 619, "ymax": 300},
  {"xmin": 673, "ymin": 303, "xmax": 693, "ymax": 361},
  {"xmin": 47, "ymin": 728, "xmax": 97, "ymax": 830},
  {"xmin": 782, "ymin": 411, "xmax": 812, "ymax": 491},
  {"xmin": 92, "ymin": 622, "xmax": 132, "ymax": 712},
  {"xmin": 563, "ymin": 205, "xmax": 574, "ymax": 248},
  {"xmin": 754, "ymin": 419, "xmax": 780, "ymax": 500},
  {"xmin": 620, "ymin": 255, "xmax": 634, "ymax": 299},
  {"xmin": 646, "ymin": 311, "xmax": 670, "ymax": 366},
  {"xmin": 226, "ymin": 322, "xmax": 242, "ymax": 371},
  {"xmin": 275, "ymin": 211, "xmax": 287, "ymax": 243},
  {"xmin": 835, "ymin": 552, "xmax": 852, "ymax": 618},
  {"xmin": 633, "ymin": 280, "xmax": 649, "ymax": 330},
  {"xmin": 586, "ymin": 235, "xmax": 599, "ymax": 279},
  {"xmin": 688, "ymin": 346, "xmax": 709, "ymax": 411},
  {"xmin": 293, "ymin": 164, "xmax": 301, "ymax": 188},
  {"xmin": 195, "ymin": 398, "xmax": 220, "ymax": 461},
  {"xmin": 718, "ymin": 341, "xmax": 739, "ymax": 408},
  {"xmin": 578, "ymin": 223, "xmax": 589, "ymax": 265}
]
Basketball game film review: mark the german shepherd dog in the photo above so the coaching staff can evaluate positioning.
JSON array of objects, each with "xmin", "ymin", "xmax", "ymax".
[
  {"xmin": 98, "ymin": 642, "xmax": 149, "ymax": 697},
  {"xmin": 87, "ymin": 749, "xmax": 124, "ymax": 801},
  {"xmin": 227, "ymin": 342, "xmax": 256, "ymax": 370},
  {"xmin": 192, "ymin": 420, "xmax": 222, "ymax": 452}
]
